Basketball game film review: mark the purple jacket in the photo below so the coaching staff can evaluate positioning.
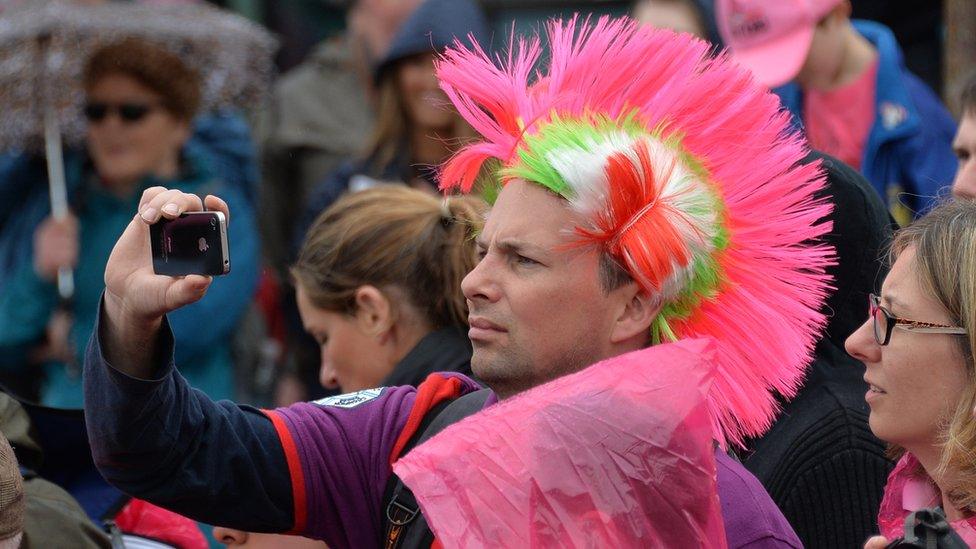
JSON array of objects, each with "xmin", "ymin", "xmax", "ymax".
[{"xmin": 84, "ymin": 308, "xmax": 800, "ymax": 548}]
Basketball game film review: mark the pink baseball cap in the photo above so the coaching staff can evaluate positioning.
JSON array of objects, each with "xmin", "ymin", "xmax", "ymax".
[{"xmin": 716, "ymin": 0, "xmax": 842, "ymax": 87}]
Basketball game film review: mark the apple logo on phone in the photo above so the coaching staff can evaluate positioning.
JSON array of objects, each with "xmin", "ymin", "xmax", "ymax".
[{"xmin": 198, "ymin": 237, "xmax": 209, "ymax": 252}]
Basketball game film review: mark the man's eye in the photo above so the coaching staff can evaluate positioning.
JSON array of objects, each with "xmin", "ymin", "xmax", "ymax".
[
  {"xmin": 516, "ymin": 254, "xmax": 538, "ymax": 266},
  {"xmin": 476, "ymin": 249, "xmax": 488, "ymax": 262}
]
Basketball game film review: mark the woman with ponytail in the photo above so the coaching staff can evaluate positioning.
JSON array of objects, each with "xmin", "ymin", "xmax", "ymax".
[{"xmin": 291, "ymin": 186, "xmax": 486, "ymax": 391}]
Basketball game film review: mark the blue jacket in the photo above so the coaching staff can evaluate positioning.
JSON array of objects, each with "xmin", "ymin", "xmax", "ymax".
[
  {"xmin": 0, "ymin": 111, "xmax": 259, "ymax": 284},
  {"xmin": 188, "ymin": 111, "xmax": 259, "ymax": 204},
  {"xmin": 0, "ymin": 125, "xmax": 259, "ymax": 407},
  {"xmin": 775, "ymin": 21, "xmax": 957, "ymax": 222}
]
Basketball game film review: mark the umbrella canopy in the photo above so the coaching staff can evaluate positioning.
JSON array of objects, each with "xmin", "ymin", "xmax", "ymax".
[
  {"xmin": 0, "ymin": 0, "xmax": 277, "ymax": 151},
  {"xmin": 393, "ymin": 338, "xmax": 727, "ymax": 548}
]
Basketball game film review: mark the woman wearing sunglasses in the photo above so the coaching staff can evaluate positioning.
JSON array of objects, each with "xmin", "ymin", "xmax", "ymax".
[
  {"xmin": 847, "ymin": 200, "xmax": 976, "ymax": 547},
  {"xmin": 0, "ymin": 38, "xmax": 259, "ymax": 407}
]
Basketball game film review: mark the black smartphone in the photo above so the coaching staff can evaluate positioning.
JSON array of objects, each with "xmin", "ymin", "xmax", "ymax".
[{"xmin": 150, "ymin": 211, "xmax": 230, "ymax": 276}]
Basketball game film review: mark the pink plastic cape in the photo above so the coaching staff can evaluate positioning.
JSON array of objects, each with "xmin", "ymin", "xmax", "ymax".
[{"xmin": 392, "ymin": 338, "xmax": 727, "ymax": 548}]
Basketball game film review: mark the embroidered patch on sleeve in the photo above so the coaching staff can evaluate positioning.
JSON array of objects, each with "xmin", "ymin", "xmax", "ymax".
[{"xmin": 313, "ymin": 388, "xmax": 385, "ymax": 408}]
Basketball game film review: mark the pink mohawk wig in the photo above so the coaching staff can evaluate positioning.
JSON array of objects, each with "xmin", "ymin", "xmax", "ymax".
[{"xmin": 437, "ymin": 16, "xmax": 835, "ymax": 447}]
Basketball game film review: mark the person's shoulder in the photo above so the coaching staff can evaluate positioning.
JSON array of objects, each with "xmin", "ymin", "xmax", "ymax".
[
  {"xmin": 22, "ymin": 476, "xmax": 111, "ymax": 548},
  {"xmin": 0, "ymin": 151, "xmax": 35, "ymax": 179},
  {"xmin": 900, "ymin": 73, "xmax": 955, "ymax": 131},
  {"xmin": 195, "ymin": 109, "xmax": 250, "ymax": 133},
  {"xmin": 305, "ymin": 157, "xmax": 373, "ymax": 209},
  {"xmin": 305, "ymin": 373, "xmax": 481, "ymax": 411},
  {"xmin": 271, "ymin": 373, "xmax": 483, "ymax": 429},
  {"xmin": 278, "ymin": 385, "xmax": 413, "ymax": 423},
  {"xmin": 716, "ymin": 451, "xmax": 801, "ymax": 548},
  {"xmin": 864, "ymin": 28, "xmax": 953, "ymax": 135},
  {"xmin": 191, "ymin": 111, "xmax": 253, "ymax": 157},
  {"xmin": 262, "ymin": 373, "xmax": 484, "ymax": 501},
  {"xmin": 716, "ymin": 450, "xmax": 775, "ymax": 503},
  {"xmin": 174, "ymin": 142, "xmax": 252, "ymax": 200},
  {"xmin": 273, "ymin": 52, "xmax": 326, "ymax": 100},
  {"xmin": 325, "ymin": 158, "xmax": 368, "ymax": 187}
]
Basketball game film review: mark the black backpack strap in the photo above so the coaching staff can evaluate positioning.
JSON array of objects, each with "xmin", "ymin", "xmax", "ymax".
[
  {"xmin": 381, "ymin": 389, "xmax": 492, "ymax": 549},
  {"xmin": 888, "ymin": 507, "xmax": 970, "ymax": 549}
]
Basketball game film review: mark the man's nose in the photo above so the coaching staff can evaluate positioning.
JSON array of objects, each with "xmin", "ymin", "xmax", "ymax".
[
  {"xmin": 212, "ymin": 526, "xmax": 249, "ymax": 546},
  {"xmin": 952, "ymin": 163, "xmax": 976, "ymax": 201},
  {"xmin": 461, "ymin": 255, "xmax": 500, "ymax": 304}
]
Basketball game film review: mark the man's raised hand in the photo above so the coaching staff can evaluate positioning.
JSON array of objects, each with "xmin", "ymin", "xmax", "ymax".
[
  {"xmin": 99, "ymin": 187, "xmax": 230, "ymax": 378},
  {"xmin": 104, "ymin": 187, "xmax": 230, "ymax": 323}
]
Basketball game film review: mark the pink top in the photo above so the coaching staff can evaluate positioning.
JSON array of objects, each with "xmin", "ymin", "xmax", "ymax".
[
  {"xmin": 803, "ymin": 58, "xmax": 879, "ymax": 171},
  {"xmin": 878, "ymin": 453, "xmax": 976, "ymax": 543}
]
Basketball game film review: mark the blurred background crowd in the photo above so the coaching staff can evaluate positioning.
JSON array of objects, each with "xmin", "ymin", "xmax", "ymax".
[
  {"xmin": 2, "ymin": 0, "xmax": 967, "ymax": 410},
  {"xmin": 0, "ymin": 0, "xmax": 972, "ymax": 547}
]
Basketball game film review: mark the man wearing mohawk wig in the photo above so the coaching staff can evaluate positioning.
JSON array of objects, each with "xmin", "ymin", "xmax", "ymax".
[{"xmin": 84, "ymin": 16, "xmax": 832, "ymax": 549}]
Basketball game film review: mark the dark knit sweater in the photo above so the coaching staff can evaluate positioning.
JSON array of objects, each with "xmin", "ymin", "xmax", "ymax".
[
  {"xmin": 744, "ymin": 342, "xmax": 893, "ymax": 547},
  {"xmin": 743, "ymin": 152, "xmax": 897, "ymax": 548}
]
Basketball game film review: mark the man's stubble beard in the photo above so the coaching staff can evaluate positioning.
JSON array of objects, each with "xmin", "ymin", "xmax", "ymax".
[{"xmin": 471, "ymin": 333, "xmax": 601, "ymax": 400}]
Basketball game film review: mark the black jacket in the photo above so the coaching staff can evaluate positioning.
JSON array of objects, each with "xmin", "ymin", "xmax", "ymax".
[
  {"xmin": 380, "ymin": 327, "xmax": 472, "ymax": 388},
  {"xmin": 743, "ymin": 151, "xmax": 897, "ymax": 548}
]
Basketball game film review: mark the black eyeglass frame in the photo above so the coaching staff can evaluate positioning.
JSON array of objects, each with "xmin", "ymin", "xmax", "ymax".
[{"xmin": 869, "ymin": 293, "xmax": 967, "ymax": 346}]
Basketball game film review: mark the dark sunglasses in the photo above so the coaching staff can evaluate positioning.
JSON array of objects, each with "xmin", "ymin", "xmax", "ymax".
[
  {"xmin": 83, "ymin": 102, "xmax": 159, "ymax": 124},
  {"xmin": 868, "ymin": 293, "xmax": 966, "ymax": 346}
]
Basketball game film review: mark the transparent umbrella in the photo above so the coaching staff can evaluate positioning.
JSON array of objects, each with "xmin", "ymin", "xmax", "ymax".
[{"xmin": 0, "ymin": 0, "xmax": 277, "ymax": 298}]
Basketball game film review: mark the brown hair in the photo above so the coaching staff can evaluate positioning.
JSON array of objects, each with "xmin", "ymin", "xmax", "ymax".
[
  {"xmin": 83, "ymin": 38, "xmax": 202, "ymax": 121},
  {"xmin": 599, "ymin": 253, "xmax": 634, "ymax": 294},
  {"xmin": 362, "ymin": 57, "xmax": 473, "ymax": 172},
  {"xmin": 889, "ymin": 200, "xmax": 976, "ymax": 513},
  {"xmin": 961, "ymin": 71, "xmax": 976, "ymax": 118},
  {"xmin": 364, "ymin": 74, "xmax": 408, "ymax": 171},
  {"xmin": 292, "ymin": 186, "xmax": 486, "ymax": 329}
]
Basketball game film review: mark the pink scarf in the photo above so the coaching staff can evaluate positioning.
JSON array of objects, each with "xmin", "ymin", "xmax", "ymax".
[{"xmin": 878, "ymin": 453, "xmax": 976, "ymax": 544}]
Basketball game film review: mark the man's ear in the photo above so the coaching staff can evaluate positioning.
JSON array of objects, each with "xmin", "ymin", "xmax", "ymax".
[
  {"xmin": 353, "ymin": 285, "xmax": 394, "ymax": 338},
  {"xmin": 609, "ymin": 283, "xmax": 663, "ymax": 345}
]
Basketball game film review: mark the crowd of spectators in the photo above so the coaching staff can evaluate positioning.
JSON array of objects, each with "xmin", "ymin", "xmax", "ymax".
[{"xmin": 0, "ymin": 0, "xmax": 973, "ymax": 547}]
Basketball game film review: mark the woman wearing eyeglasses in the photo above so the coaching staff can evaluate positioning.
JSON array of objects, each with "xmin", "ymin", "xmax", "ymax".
[
  {"xmin": 846, "ymin": 200, "xmax": 976, "ymax": 547},
  {"xmin": 0, "ymin": 38, "xmax": 259, "ymax": 407}
]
